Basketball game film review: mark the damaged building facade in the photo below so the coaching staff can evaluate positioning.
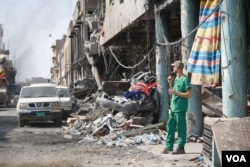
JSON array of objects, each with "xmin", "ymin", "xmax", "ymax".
[
  {"xmin": 50, "ymin": 0, "xmax": 250, "ymax": 166},
  {"xmin": 0, "ymin": 24, "xmax": 17, "ymax": 107}
]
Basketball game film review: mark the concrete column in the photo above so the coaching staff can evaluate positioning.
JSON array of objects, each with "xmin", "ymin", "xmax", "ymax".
[
  {"xmin": 221, "ymin": 0, "xmax": 247, "ymax": 117},
  {"xmin": 155, "ymin": 5, "xmax": 170, "ymax": 122},
  {"xmin": 181, "ymin": 0, "xmax": 202, "ymax": 137}
]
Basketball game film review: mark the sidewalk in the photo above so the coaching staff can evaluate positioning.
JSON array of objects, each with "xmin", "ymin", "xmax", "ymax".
[{"xmin": 137, "ymin": 143, "xmax": 204, "ymax": 167}]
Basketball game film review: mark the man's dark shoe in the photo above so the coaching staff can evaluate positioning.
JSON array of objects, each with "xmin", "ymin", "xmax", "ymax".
[
  {"xmin": 172, "ymin": 147, "xmax": 185, "ymax": 154},
  {"xmin": 161, "ymin": 148, "xmax": 173, "ymax": 154}
]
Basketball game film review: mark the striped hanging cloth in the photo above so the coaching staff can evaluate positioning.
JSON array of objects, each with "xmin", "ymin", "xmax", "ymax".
[{"xmin": 187, "ymin": 0, "xmax": 221, "ymax": 86}]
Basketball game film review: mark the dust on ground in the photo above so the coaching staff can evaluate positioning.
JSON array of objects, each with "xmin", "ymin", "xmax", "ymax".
[{"xmin": 0, "ymin": 107, "xmax": 168, "ymax": 167}]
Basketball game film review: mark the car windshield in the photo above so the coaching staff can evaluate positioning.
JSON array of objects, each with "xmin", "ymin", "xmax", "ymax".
[
  {"xmin": 20, "ymin": 87, "xmax": 58, "ymax": 98},
  {"xmin": 57, "ymin": 88, "xmax": 70, "ymax": 97}
]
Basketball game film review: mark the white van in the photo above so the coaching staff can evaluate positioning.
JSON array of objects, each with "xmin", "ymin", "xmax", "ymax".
[
  {"xmin": 16, "ymin": 83, "xmax": 62, "ymax": 127},
  {"xmin": 56, "ymin": 86, "xmax": 73, "ymax": 117}
]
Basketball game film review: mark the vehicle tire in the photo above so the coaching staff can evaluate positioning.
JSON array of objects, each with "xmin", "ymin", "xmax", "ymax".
[
  {"xmin": 18, "ymin": 119, "xmax": 25, "ymax": 127},
  {"xmin": 62, "ymin": 110, "xmax": 70, "ymax": 120},
  {"xmin": 55, "ymin": 112, "xmax": 62, "ymax": 126}
]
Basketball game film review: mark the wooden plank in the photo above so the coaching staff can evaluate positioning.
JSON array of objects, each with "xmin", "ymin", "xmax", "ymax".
[
  {"xmin": 202, "ymin": 87, "xmax": 222, "ymax": 101},
  {"xmin": 115, "ymin": 122, "xmax": 164, "ymax": 138},
  {"xmin": 202, "ymin": 102, "xmax": 223, "ymax": 117}
]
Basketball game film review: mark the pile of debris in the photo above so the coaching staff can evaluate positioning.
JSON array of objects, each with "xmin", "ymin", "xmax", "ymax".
[
  {"xmin": 63, "ymin": 71, "xmax": 203, "ymax": 147},
  {"xmin": 62, "ymin": 93, "xmax": 166, "ymax": 147}
]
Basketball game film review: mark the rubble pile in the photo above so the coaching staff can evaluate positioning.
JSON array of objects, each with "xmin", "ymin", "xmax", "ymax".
[
  {"xmin": 63, "ymin": 70, "xmax": 203, "ymax": 147},
  {"xmin": 62, "ymin": 93, "xmax": 166, "ymax": 147}
]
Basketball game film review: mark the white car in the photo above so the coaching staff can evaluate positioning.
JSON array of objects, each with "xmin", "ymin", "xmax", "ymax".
[
  {"xmin": 56, "ymin": 86, "xmax": 73, "ymax": 117},
  {"xmin": 16, "ymin": 83, "xmax": 62, "ymax": 127}
]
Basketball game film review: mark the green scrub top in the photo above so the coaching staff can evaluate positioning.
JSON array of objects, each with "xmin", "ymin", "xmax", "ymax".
[{"xmin": 170, "ymin": 75, "xmax": 191, "ymax": 112}]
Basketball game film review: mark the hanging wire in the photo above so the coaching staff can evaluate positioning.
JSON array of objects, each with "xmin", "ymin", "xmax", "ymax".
[
  {"xmin": 109, "ymin": 44, "xmax": 155, "ymax": 69},
  {"xmin": 108, "ymin": 0, "xmax": 224, "ymax": 81},
  {"xmin": 157, "ymin": 0, "xmax": 223, "ymax": 46},
  {"xmin": 170, "ymin": 42, "xmax": 182, "ymax": 58}
]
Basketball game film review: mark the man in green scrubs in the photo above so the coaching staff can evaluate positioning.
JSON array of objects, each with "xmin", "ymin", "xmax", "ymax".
[{"xmin": 162, "ymin": 61, "xmax": 192, "ymax": 154}]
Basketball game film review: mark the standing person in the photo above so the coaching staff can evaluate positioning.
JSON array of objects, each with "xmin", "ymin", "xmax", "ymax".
[{"xmin": 162, "ymin": 60, "xmax": 192, "ymax": 154}]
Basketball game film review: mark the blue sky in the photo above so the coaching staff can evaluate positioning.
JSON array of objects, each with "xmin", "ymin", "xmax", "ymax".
[{"xmin": 0, "ymin": 0, "xmax": 77, "ymax": 82}]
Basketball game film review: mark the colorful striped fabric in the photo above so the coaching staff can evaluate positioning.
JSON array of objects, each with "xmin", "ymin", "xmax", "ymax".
[{"xmin": 187, "ymin": 0, "xmax": 221, "ymax": 86}]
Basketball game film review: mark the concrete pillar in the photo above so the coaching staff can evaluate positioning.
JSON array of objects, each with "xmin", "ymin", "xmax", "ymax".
[
  {"xmin": 221, "ymin": 0, "xmax": 247, "ymax": 118},
  {"xmin": 181, "ymin": 0, "xmax": 202, "ymax": 137},
  {"xmin": 155, "ymin": 5, "xmax": 170, "ymax": 122}
]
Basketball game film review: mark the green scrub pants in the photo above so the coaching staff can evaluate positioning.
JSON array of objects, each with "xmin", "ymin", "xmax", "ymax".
[{"xmin": 165, "ymin": 112, "xmax": 186, "ymax": 150}]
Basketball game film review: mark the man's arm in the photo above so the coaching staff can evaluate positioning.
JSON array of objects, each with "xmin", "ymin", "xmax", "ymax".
[{"xmin": 169, "ymin": 88, "xmax": 192, "ymax": 98}]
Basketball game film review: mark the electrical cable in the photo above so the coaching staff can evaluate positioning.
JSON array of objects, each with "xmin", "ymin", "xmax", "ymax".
[
  {"xmin": 109, "ymin": 44, "xmax": 155, "ymax": 69},
  {"xmin": 157, "ymin": 0, "xmax": 223, "ymax": 46}
]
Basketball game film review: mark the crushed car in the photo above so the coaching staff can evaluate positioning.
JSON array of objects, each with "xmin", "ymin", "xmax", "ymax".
[{"xmin": 72, "ymin": 77, "xmax": 97, "ymax": 99}]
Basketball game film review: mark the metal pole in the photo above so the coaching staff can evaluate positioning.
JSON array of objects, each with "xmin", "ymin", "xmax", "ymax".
[
  {"xmin": 155, "ymin": 4, "xmax": 170, "ymax": 122},
  {"xmin": 221, "ymin": 0, "xmax": 247, "ymax": 117},
  {"xmin": 181, "ymin": 0, "xmax": 202, "ymax": 137}
]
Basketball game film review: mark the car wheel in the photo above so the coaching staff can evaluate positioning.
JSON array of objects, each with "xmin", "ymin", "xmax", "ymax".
[
  {"xmin": 18, "ymin": 119, "xmax": 25, "ymax": 127},
  {"xmin": 55, "ymin": 112, "xmax": 62, "ymax": 126}
]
